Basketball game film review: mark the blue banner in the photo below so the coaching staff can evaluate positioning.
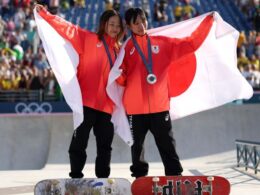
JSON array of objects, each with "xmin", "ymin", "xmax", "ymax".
[{"xmin": 0, "ymin": 102, "xmax": 72, "ymax": 114}]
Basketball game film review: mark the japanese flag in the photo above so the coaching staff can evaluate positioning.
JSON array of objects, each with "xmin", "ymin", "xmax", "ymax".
[
  {"xmin": 34, "ymin": 9, "xmax": 253, "ymax": 146},
  {"xmin": 107, "ymin": 12, "xmax": 253, "ymax": 146}
]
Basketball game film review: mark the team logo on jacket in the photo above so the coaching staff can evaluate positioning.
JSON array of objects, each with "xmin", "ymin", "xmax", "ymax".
[
  {"xmin": 130, "ymin": 47, "xmax": 135, "ymax": 55},
  {"xmin": 152, "ymin": 45, "xmax": 159, "ymax": 54},
  {"xmin": 96, "ymin": 42, "xmax": 103, "ymax": 47}
]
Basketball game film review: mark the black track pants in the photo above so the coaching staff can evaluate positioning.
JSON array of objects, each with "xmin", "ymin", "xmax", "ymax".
[
  {"xmin": 128, "ymin": 111, "xmax": 183, "ymax": 177},
  {"xmin": 68, "ymin": 106, "xmax": 114, "ymax": 178}
]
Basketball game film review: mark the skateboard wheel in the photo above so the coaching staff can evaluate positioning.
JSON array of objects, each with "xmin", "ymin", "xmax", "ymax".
[
  {"xmin": 107, "ymin": 178, "xmax": 115, "ymax": 184},
  {"xmin": 207, "ymin": 176, "xmax": 214, "ymax": 181},
  {"xmin": 152, "ymin": 177, "xmax": 160, "ymax": 182}
]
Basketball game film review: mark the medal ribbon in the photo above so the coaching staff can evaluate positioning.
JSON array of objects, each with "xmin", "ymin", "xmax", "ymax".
[
  {"xmin": 131, "ymin": 33, "xmax": 153, "ymax": 75},
  {"xmin": 101, "ymin": 36, "xmax": 117, "ymax": 68}
]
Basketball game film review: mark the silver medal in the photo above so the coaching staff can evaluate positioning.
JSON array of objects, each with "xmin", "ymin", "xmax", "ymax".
[{"xmin": 147, "ymin": 73, "xmax": 157, "ymax": 84}]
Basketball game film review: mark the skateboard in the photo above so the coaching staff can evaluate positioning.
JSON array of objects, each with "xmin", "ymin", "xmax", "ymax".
[
  {"xmin": 131, "ymin": 176, "xmax": 230, "ymax": 195},
  {"xmin": 34, "ymin": 178, "xmax": 131, "ymax": 195}
]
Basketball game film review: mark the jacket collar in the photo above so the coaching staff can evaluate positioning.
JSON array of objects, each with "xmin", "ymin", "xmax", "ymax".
[{"xmin": 103, "ymin": 34, "xmax": 116, "ymax": 47}]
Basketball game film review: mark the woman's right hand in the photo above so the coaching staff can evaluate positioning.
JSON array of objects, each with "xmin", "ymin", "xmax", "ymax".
[{"xmin": 35, "ymin": 4, "xmax": 45, "ymax": 13}]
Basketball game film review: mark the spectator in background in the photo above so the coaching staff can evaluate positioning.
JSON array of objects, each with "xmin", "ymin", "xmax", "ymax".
[
  {"xmin": 28, "ymin": 67, "xmax": 44, "ymax": 90},
  {"xmin": 247, "ymin": 30, "xmax": 257, "ymax": 57},
  {"xmin": 253, "ymin": 7, "xmax": 260, "ymax": 32},
  {"xmin": 13, "ymin": 44, "xmax": 24, "ymax": 61},
  {"xmin": 13, "ymin": 0, "xmax": 32, "ymax": 8},
  {"xmin": 241, "ymin": 64, "xmax": 254, "ymax": 86},
  {"xmin": 237, "ymin": 31, "xmax": 248, "ymax": 55},
  {"xmin": 33, "ymin": 48, "xmax": 49, "ymax": 70},
  {"xmin": 173, "ymin": 2, "xmax": 183, "ymax": 22},
  {"xmin": 251, "ymin": 64, "xmax": 260, "ymax": 89},
  {"xmin": 60, "ymin": 0, "xmax": 70, "ymax": 10},
  {"xmin": 42, "ymin": 68, "xmax": 56, "ymax": 95},
  {"xmin": 0, "ymin": 0, "xmax": 11, "ymax": 20},
  {"xmin": 158, "ymin": 0, "xmax": 168, "ymax": 25},
  {"xmin": 183, "ymin": 1, "xmax": 196, "ymax": 19},
  {"xmin": 49, "ymin": 0, "xmax": 60, "ymax": 14},
  {"xmin": 1, "ymin": 70, "xmax": 13, "ymax": 90},
  {"xmin": 11, "ymin": 69, "xmax": 22, "ymax": 90},
  {"xmin": 0, "ymin": 16, "xmax": 6, "ymax": 37},
  {"xmin": 105, "ymin": 0, "xmax": 113, "ymax": 10},
  {"xmin": 249, "ymin": 54, "xmax": 260, "ymax": 70},
  {"xmin": 113, "ymin": 0, "xmax": 120, "ymax": 12},
  {"xmin": 255, "ymin": 32, "xmax": 260, "ymax": 57},
  {"xmin": 153, "ymin": 2, "xmax": 160, "ymax": 23},
  {"xmin": 74, "ymin": 0, "xmax": 85, "ymax": 8},
  {"xmin": 14, "ymin": 7, "xmax": 26, "ymax": 29},
  {"xmin": 238, "ymin": 51, "xmax": 250, "ymax": 71},
  {"xmin": 153, "ymin": 1, "xmax": 168, "ymax": 27},
  {"xmin": 18, "ymin": 69, "xmax": 29, "ymax": 89}
]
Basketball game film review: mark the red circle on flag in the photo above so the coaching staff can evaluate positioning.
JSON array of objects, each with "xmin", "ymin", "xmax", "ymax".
[{"xmin": 168, "ymin": 53, "xmax": 196, "ymax": 97}]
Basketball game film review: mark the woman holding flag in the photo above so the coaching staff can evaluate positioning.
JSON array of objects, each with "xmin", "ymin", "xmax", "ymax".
[
  {"xmin": 35, "ymin": 5, "xmax": 124, "ymax": 178},
  {"xmin": 114, "ymin": 7, "xmax": 214, "ymax": 178},
  {"xmin": 108, "ymin": 6, "xmax": 252, "ymax": 178}
]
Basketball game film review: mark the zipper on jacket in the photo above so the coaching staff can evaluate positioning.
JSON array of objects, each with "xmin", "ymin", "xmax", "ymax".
[{"xmin": 141, "ymin": 36, "xmax": 151, "ymax": 114}]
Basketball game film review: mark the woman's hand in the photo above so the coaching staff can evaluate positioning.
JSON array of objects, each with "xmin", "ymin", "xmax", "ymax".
[
  {"xmin": 35, "ymin": 4, "xmax": 45, "ymax": 13},
  {"xmin": 211, "ymin": 11, "xmax": 217, "ymax": 20}
]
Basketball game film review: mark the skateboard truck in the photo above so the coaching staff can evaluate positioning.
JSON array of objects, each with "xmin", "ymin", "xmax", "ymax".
[
  {"xmin": 202, "ymin": 176, "xmax": 214, "ymax": 195},
  {"xmin": 152, "ymin": 176, "xmax": 162, "ymax": 195}
]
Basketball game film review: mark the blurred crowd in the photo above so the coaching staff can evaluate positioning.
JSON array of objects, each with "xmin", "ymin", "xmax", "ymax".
[
  {"xmin": 0, "ymin": 0, "xmax": 59, "ymax": 99},
  {"xmin": 0, "ymin": 0, "xmax": 259, "ymax": 102},
  {"xmin": 234, "ymin": 0, "xmax": 260, "ymax": 32},
  {"xmin": 234, "ymin": 0, "xmax": 260, "ymax": 89}
]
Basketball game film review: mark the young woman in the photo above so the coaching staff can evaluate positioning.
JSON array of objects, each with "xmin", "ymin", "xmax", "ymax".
[
  {"xmin": 116, "ymin": 7, "xmax": 213, "ymax": 178},
  {"xmin": 35, "ymin": 5, "xmax": 124, "ymax": 178}
]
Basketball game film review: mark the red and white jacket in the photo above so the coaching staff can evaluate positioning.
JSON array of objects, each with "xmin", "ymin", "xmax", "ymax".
[
  {"xmin": 117, "ymin": 15, "xmax": 213, "ymax": 114},
  {"xmin": 38, "ymin": 9, "xmax": 118, "ymax": 114}
]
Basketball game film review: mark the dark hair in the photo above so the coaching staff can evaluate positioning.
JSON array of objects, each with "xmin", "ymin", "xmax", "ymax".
[
  {"xmin": 97, "ymin": 9, "xmax": 124, "ymax": 45},
  {"xmin": 125, "ymin": 7, "xmax": 147, "ymax": 25}
]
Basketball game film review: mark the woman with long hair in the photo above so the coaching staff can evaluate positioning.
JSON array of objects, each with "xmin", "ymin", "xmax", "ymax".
[{"xmin": 35, "ymin": 5, "xmax": 124, "ymax": 178}]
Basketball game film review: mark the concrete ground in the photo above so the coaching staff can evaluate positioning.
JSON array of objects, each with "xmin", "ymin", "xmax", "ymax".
[
  {"xmin": 1, "ymin": 104, "xmax": 260, "ymax": 194},
  {"xmin": 0, "ymin": 151, "xmax": 260, "ymax": 195}
]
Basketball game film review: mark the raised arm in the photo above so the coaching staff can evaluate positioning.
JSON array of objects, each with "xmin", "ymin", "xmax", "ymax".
[
  {"xmin": 35, "ymin": 4, "xmax": 87, "ymax": 54},
  {"xmin": 171, "ymin": 14, "xmax": 214, "ymax": 60}
]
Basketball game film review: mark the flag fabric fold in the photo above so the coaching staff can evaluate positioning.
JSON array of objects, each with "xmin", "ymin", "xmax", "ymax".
[
  {"xmin": 106, "ymin": 11, "xmax": 253, "ymax": 146},
  {"xmin": 34, "ymin": 10, "xmax": 83, "ymax": 129}
]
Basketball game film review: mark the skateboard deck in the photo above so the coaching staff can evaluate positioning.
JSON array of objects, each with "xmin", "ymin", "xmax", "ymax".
[
  {"xmin": 131, "ymin": 176, "xmax": 230, "ymax": 195},
  {"xmin": 34, "ymin": 178, "xmax": 131, "ymax": 195}
]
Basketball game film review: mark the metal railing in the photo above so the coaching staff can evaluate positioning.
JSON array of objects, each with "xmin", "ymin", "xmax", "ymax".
[
  {"xmin": 235, "ymin": 139, "xmax": 260, "ymax": 174},
  {"xmin": 0, "ymin": 90, "xmax": 63, "ymax": 102}
]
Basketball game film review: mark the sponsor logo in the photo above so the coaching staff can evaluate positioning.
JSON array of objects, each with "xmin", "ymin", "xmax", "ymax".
[
  {"xmin": 130, "ymin": 47, "xmax": 135, "ymax": 55},
  {"xmin": 152, "ymin": 45, "xmax": 160, "ymax": 54},
  {"xmin": 97, "ymin": 42, "xmax": 103, "ymax": 47}
]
